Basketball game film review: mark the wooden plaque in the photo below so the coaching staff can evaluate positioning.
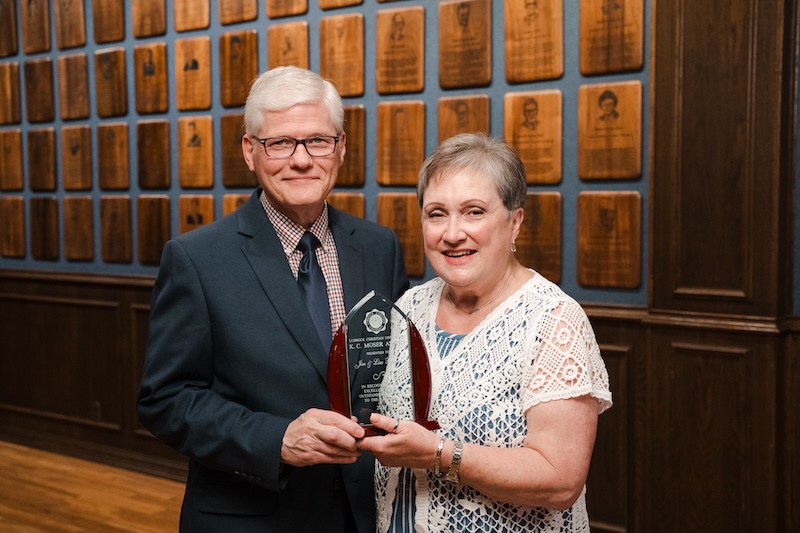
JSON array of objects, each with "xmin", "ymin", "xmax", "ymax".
[
  {"xmin": 97, "ymin": 123, "xmax": 129, "ymax": 190},
  {"xmin": 327, "ymin": 192, "xmax": 364, "ymax": 218},
  {"xmin": 100, "ymin": 195, "xmax": 132, "ymax": 263},
  {"xmin": 54, "ymin": 0, "xmax": 87, "ymax": 50},
  {"xmin": 94, "ymin": 48, "xmax": 128, "ymax": 118},
  {"xmin": 0, "ymin": 62, "xmax": 21, "ymax": 124},
  {"xmin": 24, "ymin": 58, "xmax": 55, "ymax": 123},
  {"xmin": 175, "ymin": 37, "xmax": 212, "ymax": 110},
  {"xmin": 0, "ymin": 129, "xmax": 23, "ymax": 191},
  {"xmin": 0, "ymin": 196, "xmax": 25, "ymax": 257},
  {"xmin": 63, "ymin": 196, "xmax": 94, "ymax": 261},
  {"xmin": 0, "ymin": 0, "xmax": 18, "ymax": 57},
  {"xmin": 319, "ymin": 0, "xmax": 361, "ymax": 9},
  {"xmin": 219, "ymin": 0, "xmax": 258, "ymax": 25},
  {"xmin": 376, "ymin": 101, "xmax": 425, "ymax": 186},
  {"xmin": 61, "ymin": 125, "xmax": 92, "ymax": 190},
  {"xmin": 134, "ymin": 43, "xmax": 169, "ymax": 114},
  {"xmin": 175, "ymin": 0, "xmax": 210, "ymax": 31},
  {"xmin": 437, "ymin": 95, "xmax": 490, "ymax": 143},
  {"xmin": 179, "ymin": 194, "xmax": 214, "ymax": 234},
  {"xmin": 93, "ymin": 0, "xmax": 125, "ymax": 44},
  {"xmin": 132, "ymin": 0, "xmax": 166, "ymax": 38},
  {"xmin": 221, "ymin": 113, "xmax": 257, "ymax": 188},
  {"xmin": 577, "ymin": 191, "xmax": 641, "ymax": 288},
  {"xmin": 57, "ymin": 54, "xmax": 89, "ymax": 120},
  {"xmin": 504, "ymin": 90, "xmax": 562, "ymax": 184},
  {"xmin": 376, "ymin": 7, "xmax": 425, "ymax": 94},
  {"xmin": 320, "ymin": 14, "xmax": 364, "ymax": 97},
  {"xmin": 438, "ymin": 0, "xmax": 491, "ymax": 89},
  {"xmin": 267, "ymin": 0, "xmax": 307, "ymax": 18},
  {"xmin": 578, "ymin": 81, "xmax": 642, "ymax": 179},
  {"xmin": 137, "ymin": 120, "xmax": 171, "ymax": 189},
  {"xmin": 337, "ymin": 105, "xmax": 365, "ymax": 187},
  {"xmin": 178, "ymin": 116, "xmax": 214, "ymax": 188},
  {"xmin": 28, "ymin": 128, "xmax": 56, "ymax": 192},
  {"xmin": 580, "ymin": 0, "xmax": 644, "ymax": 75},
  {"xmin": 137, "ymin": 195, "xmax": 170, "ymax": 265},
  {"xmin": 30, "ymin": 196, "xmax": 59, "ymax": 260},
  {"xmin": 267, "ymin": 21, "xmax": 309, "ymax": 69},
  {"xmin": 220, "ymin": 30, "xmax": 259, "ymax": 108},
  {"xmin": 376, "ymin": 193, "xmax": 424, "ymax": 277},
  {"xmin": 20, "ymin": 0, "xmax": 50, "ymax": 54},
  {"xmin": 222, "ymin": 193, "xmax": 250, "ymax": 215},
  {"xmin": 504, "ymin": 0, "xmax": 563, "ymax": 83},
  {"xmin": 516, "ymin": 192, "xmax": 562, "ymax": 283}
]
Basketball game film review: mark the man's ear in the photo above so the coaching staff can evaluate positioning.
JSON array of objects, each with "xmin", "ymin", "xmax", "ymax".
[
  {"xmin": 242, "ymin": 135, "xmax": 256, "ymax": 171},
  {"xmin": 337, "ymin": 131, "xmax": 347, "ymax": 166}
]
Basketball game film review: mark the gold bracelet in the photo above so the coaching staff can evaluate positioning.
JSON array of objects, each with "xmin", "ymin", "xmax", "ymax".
[
  {"xmin": 433, "ymin": 437, "xmax": 445, "ymax": 478},
  {"xmin": 445, "ymin": 441, "xmax": 463, "ymax": 483}
]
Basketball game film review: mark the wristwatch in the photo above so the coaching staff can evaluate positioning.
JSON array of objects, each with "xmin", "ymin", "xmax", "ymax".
[{"xmin": 445, "ymin": 441, "xmax": 463, "ymax": 483}]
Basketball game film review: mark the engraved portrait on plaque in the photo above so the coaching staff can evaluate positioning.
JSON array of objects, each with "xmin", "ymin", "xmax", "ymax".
[
  {"xmin": 504, "ymin": 90, "xmax": 562, "ymax": 184},
  {"xmin": 577, "ymin": 81, "xmax": 642, "ymax": 179},
  {"xmin": 438, "ymin": 0, "xmax": 491, "ymax": 89}
]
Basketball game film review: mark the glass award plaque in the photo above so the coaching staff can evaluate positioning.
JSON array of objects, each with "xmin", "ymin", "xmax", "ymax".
[{"xmin": 328, "ymin": 291, "xmax": 439, "ymax": 436}]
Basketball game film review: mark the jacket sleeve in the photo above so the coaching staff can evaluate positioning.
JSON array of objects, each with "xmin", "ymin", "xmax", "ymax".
[{"xmin": 136, "ymin": 239, "xmax": 290, "ymax": 492}]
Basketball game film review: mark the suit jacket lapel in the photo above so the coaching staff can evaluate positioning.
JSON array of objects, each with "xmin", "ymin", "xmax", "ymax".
[
  {"xmin": 329, "ymin": 207, "xmax": 366, "ymax": 312},
  {"xmin": 238, "ymin": 192, "xmax": 329, "ymax": 383},
  {"xmin": 329, "ymin": 208, "xmax": 372, "ymax": 389}
]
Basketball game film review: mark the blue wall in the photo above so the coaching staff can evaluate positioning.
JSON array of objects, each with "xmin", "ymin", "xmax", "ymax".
[{"xmin": 0, "ymin": 1, "xmax": 651, "ymax": 306}]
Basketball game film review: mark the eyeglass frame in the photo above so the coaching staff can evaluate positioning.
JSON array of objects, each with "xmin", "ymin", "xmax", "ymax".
[{"xmin": 252, "ymin": 135, "xmax": 341, "ymax": 159}]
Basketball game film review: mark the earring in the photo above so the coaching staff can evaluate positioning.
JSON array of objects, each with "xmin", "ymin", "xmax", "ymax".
[{"xmin": 511, "ymin": 241, "xmax": 517, "ymax": 252}]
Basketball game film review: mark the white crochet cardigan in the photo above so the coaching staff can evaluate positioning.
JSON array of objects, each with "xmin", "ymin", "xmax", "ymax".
[{"xmin": 375, "ymin": 273, "xmax": 612, "ymax": 533}]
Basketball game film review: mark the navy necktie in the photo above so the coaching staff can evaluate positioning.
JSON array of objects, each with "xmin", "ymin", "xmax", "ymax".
[{"xmin": 297, "ymin": 232, "xmax": 332, "ymax": 348}]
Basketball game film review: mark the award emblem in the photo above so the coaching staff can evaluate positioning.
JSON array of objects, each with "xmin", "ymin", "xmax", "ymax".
[{"xmin": 328, "ymin": 291, "xmax": 439, "ymax": 436}]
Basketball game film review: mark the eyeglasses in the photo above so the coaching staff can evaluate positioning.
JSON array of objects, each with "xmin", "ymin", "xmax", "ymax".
[{"xmin": 253, "ymin": 136, "xmax": 340, "ymax": 158}]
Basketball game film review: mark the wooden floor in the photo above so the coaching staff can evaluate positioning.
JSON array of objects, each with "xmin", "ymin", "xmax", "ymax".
[{"xmin": 0, "ymin": 440, "xmax": 184, "ymax": 532}]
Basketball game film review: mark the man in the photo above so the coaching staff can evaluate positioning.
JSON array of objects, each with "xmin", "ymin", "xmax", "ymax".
[{"xmin": 137, "ymin": 66, "xmax": 409, "ymax": 532}]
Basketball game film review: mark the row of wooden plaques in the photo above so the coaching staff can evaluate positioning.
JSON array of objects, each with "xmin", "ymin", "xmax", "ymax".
[
  {"xmin": 1, "ymin": 0, "xmax": 644, "ymax": 88},
  {"xmin": 0, "ymin": 81, "xmax": 642, "ymax": 193},
  {"xmin": 0, "ymin": 191, "xmax": 641, "ymax": 288}
]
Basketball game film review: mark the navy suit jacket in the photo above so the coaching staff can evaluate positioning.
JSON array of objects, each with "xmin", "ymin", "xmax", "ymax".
[{"xmin": 137, "ymin": 190, "xmax": 409, "ymax": 532}]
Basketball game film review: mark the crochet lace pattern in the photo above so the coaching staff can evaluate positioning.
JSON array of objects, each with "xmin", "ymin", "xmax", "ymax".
[{"xmin": 375, "ymin": 273, "xmax": 612, "ymax": 533}]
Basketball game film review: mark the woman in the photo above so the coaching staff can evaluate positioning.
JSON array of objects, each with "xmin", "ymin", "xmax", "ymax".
[{"xmin": 358, "ymin": 133, "xmax": 612, "ymax": 532}]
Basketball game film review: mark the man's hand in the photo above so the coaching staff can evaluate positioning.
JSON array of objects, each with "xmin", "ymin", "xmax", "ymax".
[{"xmin": 281, "ymin": 408, "xmax": 366, "ymax": 467}]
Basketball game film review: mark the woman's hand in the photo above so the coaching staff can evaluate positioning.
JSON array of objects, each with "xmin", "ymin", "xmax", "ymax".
[{"xmin": 357, "ymin": 413, "xmax": 442, "ymax": 470}]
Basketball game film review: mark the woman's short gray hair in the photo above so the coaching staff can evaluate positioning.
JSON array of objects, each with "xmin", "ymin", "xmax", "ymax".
[
  {"xmin": 243, "ymin": 66, "xmax": 344, "ymax": 136},
  {"xmin": 417, "ymin": 133, "xmax": 527, "ymax": 212}
]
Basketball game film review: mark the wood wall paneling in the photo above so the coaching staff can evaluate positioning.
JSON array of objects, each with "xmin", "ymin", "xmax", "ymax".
[
  {"xmin": 651, "ymin": 0, "xmax": 788, "ymax": 318},
  {"xmin": 648, "ymin": 329, "xmax": 777, "ymax": 532}
]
